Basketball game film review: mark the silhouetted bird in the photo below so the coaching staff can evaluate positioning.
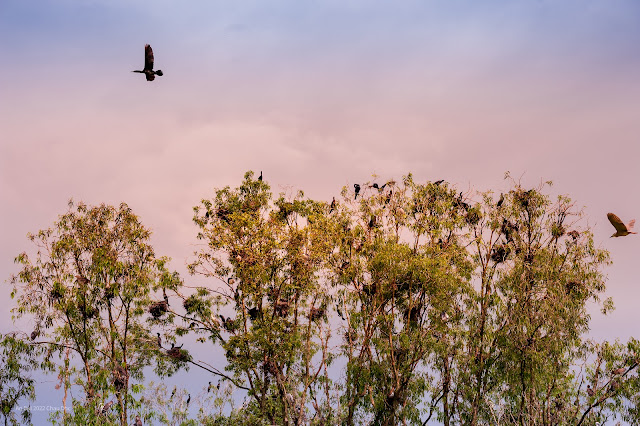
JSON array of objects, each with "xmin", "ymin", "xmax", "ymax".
[
  {"xmin": 30, "ymin": 329, "xmax": 39, "ymax": 341},
  {"xmin": 170, "ymin": 386, "xmax": 176, "ymax": 399},
  {"xmin": 258, "ymin": 171, "xmax": 263, "ymax": 181},
  {"xmin": 354, "ymin": 184, "xmax": 361, "ymax": 199},
  {"xmin": 329, "ymin": 197, "xmax": 336, "ymax": 213},
  {"xmin": 186, "ymin": 394, "xmax": 191, "ymax": 406},
  {"xmin": 207, "ymin": 381, "xmax": 213, "ymax": 393},
  {"xmin": 134, "ymin": 415, "xmax": 143, "ymax": 426},
  {"xmin": 434, "ymin": 180, "xmax": 444, "ymax": 185},
  {"xmin": 607, "ymin": 213, "xmax": 636, "ymax": 237},
  {"xmin": 132, "ymin": 44, "xmax": 163, "ymax": 81},
  {"xmin": 157, "ymin": 332, "xmax": 162, "ymax": 348},
  {"xmin": 371, "ymin": 183, "xmax": 379, "ymax": 189},
  {"xmin": 497, "ymin": 193, "xmax": 504, "ymax": 208},
  {"xmin": 248, "ymin": 307, "xmax": 260, "ymax": 321}
]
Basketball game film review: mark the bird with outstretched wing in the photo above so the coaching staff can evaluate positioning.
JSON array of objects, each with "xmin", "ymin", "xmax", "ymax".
[
  {"xmin": 607, "ymin": 213, "xmax": 636, "ymax": 237},
  {"xmin": 133, "ymin": 44, "xmax": 163, "ymax": 81}
]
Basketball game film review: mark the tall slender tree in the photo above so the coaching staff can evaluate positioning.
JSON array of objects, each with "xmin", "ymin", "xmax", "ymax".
[{"xmin": 10, "ymin": 201, "xmax": 181, "ymax": 425}]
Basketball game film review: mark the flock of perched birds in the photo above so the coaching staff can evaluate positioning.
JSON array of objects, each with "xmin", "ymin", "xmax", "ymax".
[{"xmin": 129, "ymin": 47, "xmax": 636, "ymax": 422}]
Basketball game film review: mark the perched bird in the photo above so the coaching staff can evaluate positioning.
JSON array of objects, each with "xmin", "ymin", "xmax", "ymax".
[
  {"xmin": 101, "ymin": 400, "xmax": 114, "ymax": 414},
  {"xmin": 134, "ymin": 415, "xmax": 143, "ymax": 426},
  {"xmin": 587, "ymin": 385, "xmax": 595, "ymax": 397},
  {"xmin": 75, "ymin": 275, "xmax": 89, "ymax": 286},
  {"xmin": 132, "ymin": 44, "xmax": 163, "ymax": 81},
  {"xmin": 497, "ymin": 193, "xmax": 504, "ymax": 208},
  {"xmin": 329, "ymin": 197, "xmax": 336, "ymax": 213},
  {"xmin": 157, "ymin": 332, "xmax": 162, "ymax": 348},
  {"xmin": 170, "ymin": 386, "xmax": 176, "ymax": 399},
  {"xmin": 607, "ymin": 213, "xmax": 636, "ymax": 237},
  {"xmin": 186, "ymin": 394, "xmax": 191, "ymax": 406},
  {"xmin": 207, "ymin": 381, "xmax": 213, "ymax": 393},
  {"xmin": 30, "ymin": 329, "xmax": 39, "ymax": 341},
  {"xmin": 354, "ymin": 184, "xmax": 361, "ymax": 199},
  {"xmin": 434, "ymin": 179, "xmax": 444, "ymax": 185},
  {"xmin": 371, "ymin": 183, "xmax": 379, "ymax": 189},
  {"xmin": 258, "ymin": 171, "xmax": 263, "ymax": 181}
]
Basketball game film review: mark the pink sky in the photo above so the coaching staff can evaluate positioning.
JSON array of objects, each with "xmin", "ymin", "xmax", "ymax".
[{"xmin": 2, "ymin": 0, "xmax": 639, "ymax": 345}]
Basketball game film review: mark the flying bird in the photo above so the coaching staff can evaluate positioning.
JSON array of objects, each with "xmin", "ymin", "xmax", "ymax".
[
  {"xmin": 132, "ymin": 44, "xmax": 163, "ymax": 81},
  {"xmin": 607, "ymin": 213, "xmax": 636, "ymax": 237}
]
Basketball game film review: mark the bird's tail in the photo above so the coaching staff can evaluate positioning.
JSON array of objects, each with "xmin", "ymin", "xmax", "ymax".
[{"xmin": 628, "ymin": 219, "xmax": 636, "ymax": 231}]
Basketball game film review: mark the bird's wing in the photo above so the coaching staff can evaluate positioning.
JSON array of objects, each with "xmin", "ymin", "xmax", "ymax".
[
  {"xmin": 607, "ymin": 213, "xmax": 628, "ymax": 232},
  {"xmin": 145, "ymin": 44, "xmax": 154, "ymax": 71}
]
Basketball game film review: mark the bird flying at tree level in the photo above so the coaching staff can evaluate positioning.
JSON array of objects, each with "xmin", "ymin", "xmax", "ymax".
[
  {"xmin": 132, "ymin": 44, "xmax": 163, "ymax": 81},
  {"xmin": 607, "ymin": 213, "xmax": 636, "ymax": 237}
]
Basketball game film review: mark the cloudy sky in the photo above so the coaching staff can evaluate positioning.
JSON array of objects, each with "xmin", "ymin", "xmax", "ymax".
[{"xmin": 1, "ymin": 0, "xmax": 639, "ymax": 415}]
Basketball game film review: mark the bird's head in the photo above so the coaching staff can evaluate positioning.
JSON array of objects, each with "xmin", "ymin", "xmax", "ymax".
[{"xmin": 155, "ymin": 70, "xmax": 163, "ymax": 76}]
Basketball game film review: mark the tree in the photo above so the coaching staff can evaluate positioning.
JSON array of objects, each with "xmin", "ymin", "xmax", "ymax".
[
  {"xmin": 0, "ymin": 332, "xmax": 50, "ymax": 426},
  {"xmin": 10, "ymin": 201, "xmax": 182, "ymax": 426},
  {"xmin": 188, "ymin": 172, "xmax": 339, "ymax": 425},
  {"xmin": 330, "ymin": 175, "xmax": 473, "ymax": 425}
]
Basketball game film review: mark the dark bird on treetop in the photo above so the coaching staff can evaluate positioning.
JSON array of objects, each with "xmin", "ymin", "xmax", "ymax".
[
  {"xmin": 434, "ymin": 179, "xmax": 444, "ymax": 185},
  {"xmin": 258, "ymin": 171, "xmax": 263, "ymax": 181},
  {"xmin": 132, "ymin": 44, "xmax": 163, "ymax": 81},
  {"xmin": 497, "ymin": 193, "xmax": 504, "ymax": 208},
  {"xmin": 208, "ymin": 381, "xmax": 213, "ymax": 393},
  {"xmin": 329, "ymin": 197, "xmax": 336, "ymax": 213},
  {"xmin": 371, "ymin": 183, "xmax": 379, "ymax": 189},
  {"xmin": 354, "ymin": 184, "xmax": 361, "ymax": 199},
  {"xmin": 607, "ymin": 213, "xmax": 636, "ymax": 237},
  {"xmin": 186, "ymin": 394, "xmax": 191, "ymax": 406}
]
